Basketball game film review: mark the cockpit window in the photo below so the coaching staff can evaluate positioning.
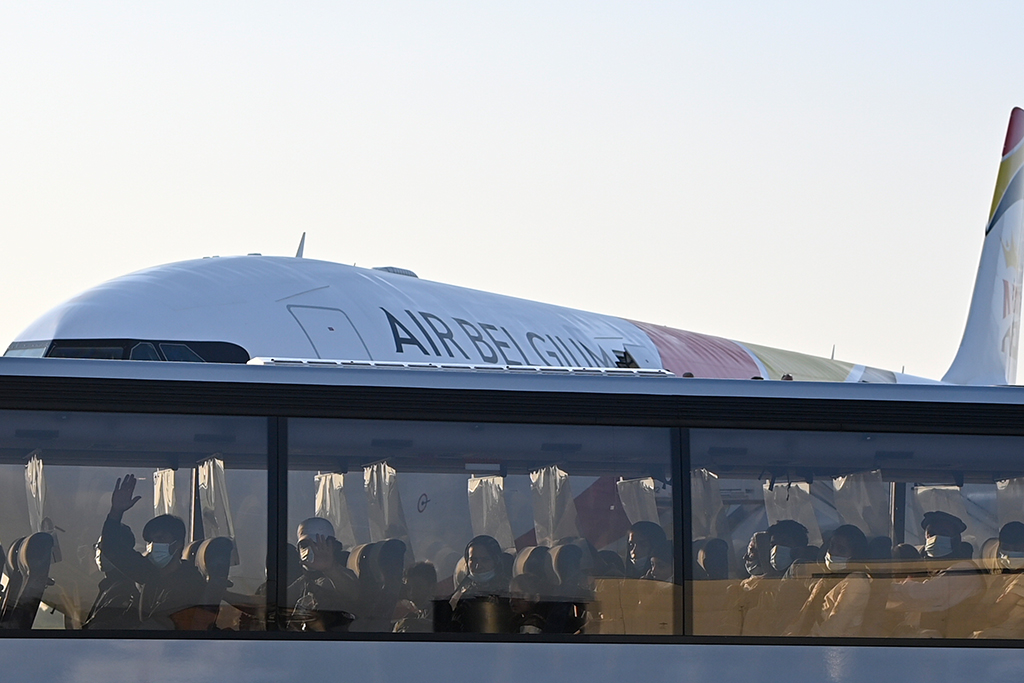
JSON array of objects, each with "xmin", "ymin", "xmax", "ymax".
[
  {"xmin": 159, "ymin": 343, "xmax": 206, "ymax": 362},
  {"xmin": 3, "ymin": 341, "xmax": 48, "ymax": 358},
  {"xmin": 35, "ymin": 339, "xmax": 250, "ymax": 364},
  {"xmin": 48, "ymin": 346, "xmax": 125, "ymax": 360},
  {"xmin": 129, "ymin": 343, "xmax": 161, "ymax": 361}
]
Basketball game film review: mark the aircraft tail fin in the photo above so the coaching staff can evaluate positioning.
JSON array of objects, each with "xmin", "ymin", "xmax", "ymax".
[{"xmin": 943, "ymin": 107, "xmax": 1024, "ymax": 385}]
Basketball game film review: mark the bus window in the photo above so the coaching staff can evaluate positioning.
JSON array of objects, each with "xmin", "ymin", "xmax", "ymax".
[
  {"xmin": 286, "ymin": 419, "xmax": 678, "ymax": 636},
  {"xmin": 688, "ymin": 428, "xmax": 1024, "ymax": 640},
  {"xmin": 0, "ymin": 410, "xmax": 267, "ymax": 632}
]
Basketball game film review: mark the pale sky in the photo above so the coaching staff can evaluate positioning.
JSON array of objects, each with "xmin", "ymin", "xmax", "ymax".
[{"xmin": 2, "ymin": 2, "xmax": 1023, "ymax": 381}]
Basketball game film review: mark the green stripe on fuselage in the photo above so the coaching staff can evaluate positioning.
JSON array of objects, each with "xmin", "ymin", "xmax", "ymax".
[{"xmin": 742, "ymin": 342, "xmax": 855, "ymax": 381}]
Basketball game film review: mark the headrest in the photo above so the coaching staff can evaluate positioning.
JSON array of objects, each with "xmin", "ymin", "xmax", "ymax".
[
  {"xmin": 18, "ymin": 533, "xmax": 54, "ymax": 575},
  {"xmin": 513, "ymin": 546, "xmax": 554, "ymax": 583},
  {"xmin": 346, "ymin": 543, "xmax": 373, "ymax": 577},
  {"xmin": 182, "ymin": 540, "xmax": 203, "ymax": 564},
  {"xmin": 6, "ymin": 538, "xmax": 23, "ymax": 575},
  {"xmin": 197, "ymin": 537, "xmax": 234, "ymax": 583}
]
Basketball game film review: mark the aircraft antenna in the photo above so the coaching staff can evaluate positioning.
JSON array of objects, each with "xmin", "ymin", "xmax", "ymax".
[
  {"xmin": 830, "ymin": 345, "xmax": 835, "ymax": 360},
  {"xmin": 295, "ymin": 232, "xmax": 306, "ymax": 258}
]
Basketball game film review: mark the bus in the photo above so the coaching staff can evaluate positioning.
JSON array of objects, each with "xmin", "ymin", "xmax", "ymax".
[{"xmin": 0, "ymin": 356, "xmax": 1021, "ymax": 680}]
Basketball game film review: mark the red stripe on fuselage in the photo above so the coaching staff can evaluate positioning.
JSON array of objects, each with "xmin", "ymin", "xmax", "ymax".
[
  {"xmin": 629, "ymin": 320, "xmax": 760, "ymax": 378},
  {"xmin": 1004, "ymin": 107, "xmax": 1024, "ymax": 156}
]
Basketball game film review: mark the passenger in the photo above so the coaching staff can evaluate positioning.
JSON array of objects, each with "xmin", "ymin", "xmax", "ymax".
[
  {"xmin": 738, "ymin": 521, "xmax": 811, "ymax": 635},
  {"xmin": 698, "ymin": 538, "xmax": 730, "ymax": 581},
  {"xmin": 766, "ymin": 520, "xmax": 811, "ymax": 577},
  {"xmin": 741, "ymin": 531, "xmax": 771, "ymax": 578},
  {"xmin": 286, "ymin": 517, "xmax": 359, "ymax": 632},
  {"xmin": 970, "ymin": 522, "xmax": 1024, "ymax": 638},
  {"xmin": 83, "ymin": 524, "xmax": 140, "ymax": 630},
  {"xmin": 353, "ymin": 538, "xmax": 407, "ymax": 632},
  {"xmin": 448, "ymin": 535, "xmax": 512, "ymax": 633},
  {"xmin": 101, "ymin": 475, "xmax": 205, "ymax": 629},
  {"xmin": 625, "ymin": 522, "xmax": 667, "ymax": 579},
  {"xmin": 393, "ymin": 561, "xmax": 437, "ymax": 633},
  {"xmin": 596, "ymin": 550, "xmax": 626, "ymax": 578},
  {"xmin": 642, "ymin": 540, "xmax": 674, "ymax": 582},
  {"xmin": 787, "ymin": 524, "xmax": 870, "ymax": 637},
  {"xmin": 888, "ymin": 511, "xmax": 984, "ymax": 637},
  {"xmin": 509, "ymin": 574, "xmax": 547, "ymax": 634}
]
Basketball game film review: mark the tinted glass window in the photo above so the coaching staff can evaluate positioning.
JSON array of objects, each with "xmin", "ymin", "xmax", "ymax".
[
  {"xmin": 689, "ymin": 429, "xmax": 1024, "ymax": 640},
  {"xmin": 0, "ymin": 410, "xmax": 266, "ymax": 631},
  {"xmin": 287, "ymin": 419, "xmax": 677, "ymax": 636}
]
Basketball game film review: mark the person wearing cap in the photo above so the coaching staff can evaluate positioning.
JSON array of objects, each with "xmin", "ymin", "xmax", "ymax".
[
  {"xmin": 889, "ymin": 510, "xmax": 984, "ymax": 637},
  {"xmin": 101, "ymin": 474, "xmax": 206, "ymax": 629},
  {"xmin": 286, "ymin": 517, "xmax": 359, "ymax": 632}
]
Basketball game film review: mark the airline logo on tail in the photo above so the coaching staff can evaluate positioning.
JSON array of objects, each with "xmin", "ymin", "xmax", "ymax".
[{"xmin": 944, "ymin": 108, "xmax": 1024, "ymax": 385}]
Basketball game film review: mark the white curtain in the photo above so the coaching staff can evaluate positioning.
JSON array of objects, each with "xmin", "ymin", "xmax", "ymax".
[
  {"xmin": 25, "ymin": 451, "xmax": 45, "ymax": 534},
  {"xmin": 689, "ymin": 469, "xmax": 729, "ymax": 540},
  {"xmin": 530, "ymin": 465, "xmax": 579, "ymax": 547},
  {"xmin": 763, "ymin": 481, "xmax": 822, "ymax": 547},
  {"xmin": 833, "ymin": 470, "xmax": 890, "ymax": 539},
  {"xmin": 617, "ymin": 477, "xmax": 659, "ymax": 525},
  {"xmin": 364, "ymin": 462, "xmax": 410, "ymax": 543},
  {"xmin": 198, "ymin": 457, "xmax": 237, "ymax": 547},
  {"xmin": 153, "ymin": 468, "xmax": 177, "ymax": 517},
  {"xmin": 468, "ymin": 475, "xmax": 515, "ymax": 552},
  {"xmin": 315, "ymin": 472, "xmax": 358, "ymax": 548}
]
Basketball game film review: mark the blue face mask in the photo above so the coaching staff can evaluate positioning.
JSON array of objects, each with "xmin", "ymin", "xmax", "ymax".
[
  {"xmin": 924, "ymin": 535, "xmax": 954, "ymax": 558},
  {"xmin": 770, "ymin": 545, "xmax": 793, "ymax": 572}
]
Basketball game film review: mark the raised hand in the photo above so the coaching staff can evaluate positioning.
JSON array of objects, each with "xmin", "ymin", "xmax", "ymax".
[{"xmin": 109, "ymin": 474, "xmax": 142, "ymax": 517}]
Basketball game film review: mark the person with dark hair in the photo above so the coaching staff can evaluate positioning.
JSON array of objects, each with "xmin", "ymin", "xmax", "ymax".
[
  {"xmin": 448, "ymin": 535, "xmax": 512, "ymax": 633},
  {"xmin": 286, "ymin": 517, "xmax": 359, "ymax": 632},
  {"xmin": 642, "ymin": 540, "xmax": 675, "ymax": 582},
  {"xmin": 766, "ymin": 519, "xmax": 811, "ymax": 577},
  {"xmin": 737, "ymin": 520, "xmax": 812, "ymax": 635},
  {"xmin": 698, "ymin": 538, "xmax": 730, "ymax": 581},
  {"xmin": 970, "ymin": 521, "xmax": 1024, "ymax": 638},
  {"xmin": 101, "ymin": 475, "xmax": 205, "ymax": 629},
  {"xmin": 83, "ymin": 523, "xmax": 140, "ymax": 630},
  {"xmin": 889, "ymin": 511, "xmax": 984, "ymax": 637},
  {"xmin": 787, "ymin": 525, "xmax": 871, "ymax": 637},
  {"xmin": 625, "ymin": 522, "xmax": 667, "ymax": 579}
]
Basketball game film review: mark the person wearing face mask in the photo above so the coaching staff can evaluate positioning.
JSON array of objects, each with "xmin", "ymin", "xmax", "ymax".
[
  {"xmin": 786, "ymin": 525, "xmax": 871, "ymax": 637},
  {"xmin": 101, "ymin": 474, "xmax": 206, "ymax": 629},
  {"xmin": 969, "ymin": 522, "xmax": 1024, "ymax": 638},
  {"xmin": 889, "ymin": 510, "xmax": 984, "ymax": 637},
  {"xmin": 286, "ymin": 517, "xmax": 359, "ymax": 632},
  {"xmin": 737, "ymin": 521, "xmax": 811, "ymax": 636},
  {"xmin": 447, "ymin": 535, "xmax": 512, "ymax": 633},
  {"xmin": 83, "ymin": 523, "xmax": 140, "ymax": 630}
]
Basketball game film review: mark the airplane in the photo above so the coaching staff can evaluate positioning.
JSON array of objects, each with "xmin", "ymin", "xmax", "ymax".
[{"xmin": 5, "ymin": 109, "xmax": 1024, "ymax": 387}]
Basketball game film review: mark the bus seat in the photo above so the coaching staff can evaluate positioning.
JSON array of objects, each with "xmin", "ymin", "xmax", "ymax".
[{"xmin": 2, "ymin": 533, "xmax": 54, "ymax": 629}]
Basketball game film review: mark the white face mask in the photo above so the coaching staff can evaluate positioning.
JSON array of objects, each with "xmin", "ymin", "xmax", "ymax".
[
  {"xmin": 824, "ymin": 551, "xmax": 849, "ymax": 573},
  {"xmin": 924, "ymin": 535, "xmax": 954, "ymax": 558},
  {"xmin": 146, "ymin": 542, "xmax": 175, "ymax": 568},
  {"xmin": 94, "ymin": 545, "xmax": 105, "ymax": 573},
  {"xmin": 999, "ymin": 550, "xmax": 1024, "ymax": 570},
  {"xmin": 770, "ymin": 545, "xmax": 793, "ymax": 572},
  {"xmin": 470, "ymin": 569, "xmax": 496, "ymax": 583}
]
